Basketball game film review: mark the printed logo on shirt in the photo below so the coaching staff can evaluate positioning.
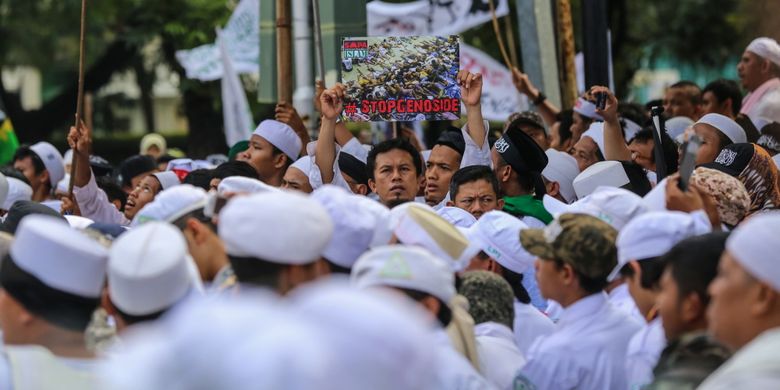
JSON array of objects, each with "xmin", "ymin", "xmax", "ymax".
[
  {"xmin": 714, "ymin": 149, "xmax": 737, "ymax": 166},
  {"xmin": 512, "ymin": 374, "xmax": 537, "ymax": 390},
  {"xmin": 378, "ymin": 251, "xmax": 413, "ymax": 279},
  {"xmin": 495, "ymin": 137, "xmax": 510, "ymax": 153}
]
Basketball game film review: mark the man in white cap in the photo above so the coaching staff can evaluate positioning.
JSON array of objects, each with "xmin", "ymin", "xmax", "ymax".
[
  {"xmin": 218, "ymin": 191, "xmax": 333, "ymax": 295},
  {"xmin": 281, "ymin": 155, "xmax": 314, "ymax": 193},
  {"xmin": 691, "ymin": 113, "xmax": 747, "ymax": 164},
  {"xmin": 351, "ymin": 245, "xmax": 493, "ymax": 389},
  {"xmin": 697, "ymin": 213, "xmax": 780, "ymax": 389},
  {"xmin": 0, "ymin": 215, "xmax": 108, "ymax": 388},
  {"xmin": 611, "ymin": 211, "xmax": 711, "ymax": 389},
  {"xmin": 11, "ymin": 142, "xmax": 64, "ymax": 203},
  {"xmin": 0, "ymin": 172, "xmax": 32, "ymax": 217},
  {"xmin": 513, "ymin": 213, "xmax": 641, "ymax": 389},
  {"xmin": 465, "ymin": 210, "xmax": 554, "ymax": 354},
  {"xmin": 103, "ymin": 222, "xmax": 194, "ymax": 333},
  {"xmin": 570, "ymin": 122, "xmax": 605, "ymax": 172},
  {"xmin": 541, "ymin": 149, "xmax": 579, "ymax": 204},
  {"xmin": 458, "ymin": 270, "xmax": 526, "ymax": 389},
  {"xmin": 738, "ymin": 37, "xmax": 780, "ymax": 124},
  {"xmin": 310, "ymin": 185, "xmax": 375, "ymax": 273},
  {"xmin": 237, "ymin": 119, "xmax": 303, "ymax": 186}
]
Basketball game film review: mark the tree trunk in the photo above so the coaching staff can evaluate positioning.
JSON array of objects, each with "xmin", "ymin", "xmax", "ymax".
[{"xmin": 133, "ymin": 56, "xmax": 156, "ymax": 134}]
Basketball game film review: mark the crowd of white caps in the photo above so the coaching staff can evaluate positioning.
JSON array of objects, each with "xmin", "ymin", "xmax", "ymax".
[{"xmin": 1, "ymin": 36, "xmax": 780, "ymax": 390}]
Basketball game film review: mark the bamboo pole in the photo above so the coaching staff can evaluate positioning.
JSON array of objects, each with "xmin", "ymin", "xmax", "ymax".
[
  {"xmin": 276, "ymin": 0, "xmax": 293, "ymax": 103},
  {"xmin": 67, "ymin": 0, "xmax": 87, "ymax": 197}
]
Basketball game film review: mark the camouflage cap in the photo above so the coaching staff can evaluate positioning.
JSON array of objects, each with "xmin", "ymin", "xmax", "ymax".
[
  {"xmin": 458, "ymin": 270, "xmax": 515, "ymax": 328},
  {"xmin": 519, "ymin": 213, "xmax": 618, "ymax": 279},
  {"xmin": 509, "ymin": 111, "xmax": 546, "ymax": 132}
]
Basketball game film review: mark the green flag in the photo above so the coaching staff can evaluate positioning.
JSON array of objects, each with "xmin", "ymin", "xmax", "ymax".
[{"xmin": 0, "ymin": 114, "xmax": 20, "ymax": 165}]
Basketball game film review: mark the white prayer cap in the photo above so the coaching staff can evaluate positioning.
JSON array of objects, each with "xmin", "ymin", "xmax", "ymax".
[
  {"xmin": 253, "ymin": 119, "xmax": 302, "ymax": 161},
  {"xmin": 582, "ymin": 122, "xmax": 606, "ymax": 157},
  {"xmin": 352, "ymin": 245, "xmax": 455, "ymax": 304},
  {"xmin": 695, "ymin": 113, "xmax": 747, "ymax": 144},
  {"xmin": 311, "ymin": 185, "xmax": 375, "ymax": 268},
  {"xmin": 290, "ymin": 155, "xmax": 313, "ymax": 174},
  {"xmin": 573, "ymin": 161, "xmax": 630, "ymax": 199},
  {"xmin": 436, "ymin": 206, "xmax": 477, "ymax": 228},
  {"xmin": 65, "ymin": 215, "xmax": 94, "ymax": 230},
  {"xmin": 391, "ymin": 202, "xmax": 472, "ymax": 269},
  {"xmin": 3, "ymin": 177, "xmax": 32, "ymax": 210},
  {"xmin": 352, "ymin": 195, "xmax": 392, "ymax": 247},
  {"xmin": 573, "ymin": 97, "xmax": 604, "ymax": 121},
  {"xmin": 608, "ymin": 211, "xmax": 712, "ymax": 281},
  {"xmin": 29, "ymin": 141, "xmax": 64, "ymax": 187},
  {"xmin": 0, "ymin": 172, "xmax": 9, "ymax": 208},
  {"xmin": 166, "ymin": 158, "xmax": 215, "ymax": 173},
  {"xmin": 467, "ymin": 210, "xmax": 535, "ymax": 274},
  {"xmin": 726, "ymin": 212, "xmax": 780, "ymax": 291},
  {"xmin": 218, "ymin": 191, "xmax": 333, "ymax": 264},
  {"xmin": 108, "ymin": 222, "xmax": 191, "ymax": 316},
  {"xmin": 289, "ymin": 280, "xmax": 437, "ymax": 390},
  {"xmin": 548, "ymin": 186, "xmax": 647, "ymax": 231},
  {"xmin": 666, "ymin": 116, "xmax": 695, "ymax": 140},
  {"xmin": 56, "ymin": 174, "xmax": 70, "ymax": 194},
  {"xmin": 746, "ymin": 37, "xmax": 780, "ymax": 67},
  {"xmin": 151, "ymin": 171, "xmax": 181, "ymax": 191},
  {"xmin": 622, "ymin": 118, "xmax": 643, "ymax": 142},
  {"xmin": 131, "ymin": 184, "xmax": 207, "ymax": 226},
  {"xmin": 9, "ymin": 215, "xmax": 107, "ymax": 298},
  {"xmin": 542, "ymin": 149, "xmax": 580, "ymax": 203},
  {"xmin": 217, "ymin": 176, "xmax": 279, "ymax": 196}
]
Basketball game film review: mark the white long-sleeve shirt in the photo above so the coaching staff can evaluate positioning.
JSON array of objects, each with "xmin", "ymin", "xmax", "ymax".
[
  {"xmin": 625, "ymin": 317, "xmax": 666, "ymax": 389},
  {"xmin": 73, "ymin": 171, "xmax": 130, "ymax": 226},
  {"xmin": 474, "ymin": 322, "xmax": 526, "ymax": 389},
  {"xmin": 513, "ymin": 300, "xmax": 555, "ymax": 355},
  {"xmin": 514, "ymin": 293, "xmax": 642, "ymax": 390}
]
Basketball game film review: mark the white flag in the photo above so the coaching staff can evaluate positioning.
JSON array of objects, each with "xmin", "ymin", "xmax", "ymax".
[
  {"xmin": 367, "ymin": 0, "xmax": 509, "ymax": 37},
  {"xmin": 460, "ymin": 43, "xmax": 528, "ymax": 122},
  {"xmin": 176, "ymin": 0, "xmax": 260, "ymax": 81},
  {"xmin": 218, "ymin": 29, "xmax": 255, "ymax": 147}
]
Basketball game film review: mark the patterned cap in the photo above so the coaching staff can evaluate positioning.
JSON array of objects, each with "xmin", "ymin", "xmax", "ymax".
[
  {"xmin": 458, "ymin": 270, "xmax": 515, "ymax": 328},
  {"xmin": 691, "ymin": 167, "xmax": 750, "ymax": 227},
  {"xmin": 520, "ymin": 213, "xmax": 618, "ymax": 279},
  {"xmin": 509, "ymin": 111, "xmax": 546, "ymax": 132}
]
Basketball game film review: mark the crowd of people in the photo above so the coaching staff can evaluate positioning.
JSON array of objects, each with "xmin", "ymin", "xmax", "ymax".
[{"xmin": 0, "ymin": 35, "xmax": 778, "ymax": 389}]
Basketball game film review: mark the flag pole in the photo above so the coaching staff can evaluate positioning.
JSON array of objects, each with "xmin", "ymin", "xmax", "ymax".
[
  {"xmin": 312, "ymin": 0, "xmax": 326, "ymax": 87},
  {"xmin": 67, "ymin": 0, "xmax": 87, "ymax": 197},
  {"xmin": 276, "ymin": 0, "xmax": 293, "ymax": 103}
]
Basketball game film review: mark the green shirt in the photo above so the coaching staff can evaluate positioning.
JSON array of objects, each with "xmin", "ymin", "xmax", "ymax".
[{"xmin": 502, "ymin": 194, "xmax": 553, "ymax": 224}]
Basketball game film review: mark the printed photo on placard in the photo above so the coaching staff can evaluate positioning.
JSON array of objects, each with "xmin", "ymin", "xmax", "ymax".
[{"xmin": 340, "ymin": 35, "xmax": 461, "ymax": 122}]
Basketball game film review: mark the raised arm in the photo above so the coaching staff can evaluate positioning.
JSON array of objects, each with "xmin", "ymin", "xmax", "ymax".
[
  {"xmin": 315, "ymin": 84, "xmax": 345, "ymax": 184},
  {"xmin": 512, "ymin": 68, "xmax": 560, "ymax": 126},
  {"xmin": 458, "ymin": 70, "xmax": 485, "ymax": 147},
  {"xmin": 67, "ymin": 119, "xmax": 92, "ymax": 188},
  {"xmin": 591, "ymin": 85, "xmax": 632, "ymax": 161}
]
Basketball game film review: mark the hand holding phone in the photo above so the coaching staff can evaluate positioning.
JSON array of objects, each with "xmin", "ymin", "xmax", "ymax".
[{"xmin": 677, "ymin": 135, "xmax": 702, "ymax": 191}]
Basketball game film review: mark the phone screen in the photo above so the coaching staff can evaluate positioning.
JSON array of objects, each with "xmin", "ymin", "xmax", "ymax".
[{"xmin": 678, "ymin": 135, "xmax": 702, "ymax": 191}]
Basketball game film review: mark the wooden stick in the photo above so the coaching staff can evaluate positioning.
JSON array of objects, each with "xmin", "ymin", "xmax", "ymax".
[
  {"xmin": 67, "ymin": 0, "xmax": 87, "ymax": 197},
  {"xmin": 503, "ymin": 14, "xmax": 519, "ymax": 70},
  {"xmin": 276, "ymin": 0, "xmax": 293, "ymax": 103},
  {"xmin": 312, "ymin": 0, "xmax": 326, "ymax": 86},
  {"xmin": 487, "ymin": 0, "xmax": 513, "ymax": 69}
]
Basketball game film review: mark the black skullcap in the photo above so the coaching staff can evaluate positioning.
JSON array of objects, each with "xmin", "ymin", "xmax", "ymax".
[
  {"xmin": 701, "ymin": 143, "xmax": 755, "ymax": 177},
  {"xmin": 0, "ymin": 200, "xmax": 66, "ymax": 234},
  {"xmin": 339, "ymin": 152, "xmax": 369, "ymax": 186},
  {"xmin": 434, "ymin": 127, "xmax": 466, "ymax": 156},
  {"xmin": 118, "ymin": 155, "xmax": 156, "ymax": 188},
  {"xmin": 495, "ymin": 127, "xmax": 548, "ymax": 200}
]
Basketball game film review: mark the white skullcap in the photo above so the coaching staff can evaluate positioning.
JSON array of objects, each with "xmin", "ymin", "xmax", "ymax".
[
  {"xmin": 622, "ymin": 118, "xmax": 643, "ymax": 142},
  {"xmin": 436, "ymin": 206, "xmax": 477, "ymax": 228},
  {"xmin": 726, "ymin": 212, "xmax": 780, "ymax": 291},
  {"xmin": 351, "ymin": 245, "xmax": 455, "ymax": 304},
  {"xmin": 391, "ymin": 202, "xmax": 474, "ymax": 270},
  {"xmin": 151, "ymin": 171, "xmax": 181, "ymax": 191},
  {"xmin": 467, "ymin": 210, "xmax": 535, "ymax": 274},
  {"xmin": 0, "ymin": 172, "xmax": 9, "ymax": 209},
  {"xmin": 546, "ymin": 186, "xmax": 647, "ymax": 231},
  {"xmin": 542, "ymin": 149, "xmax": 580, "ymax": 203},
  {"xmin": 696, "ymin": 113, "xmax": 747, "ymax": 144},
  {"xmin": 353, "ymin": 195, "xmax": 392, "ymax": 248},
  {"xmin": 132, "ymin": 184, "xmax": 207, "ymax": 226},
  {"xmin": 140, "ymin": 133, "xmax": 167, "ymax": 155},
  {"xmin": 218, "ymin": 191, "xmax": 333, "ymax": 264},
  {"xmin": 253, "ymin": 119, "xmax": 302, "ymax": 161},
  {"xmin": 582, "ymin": 122, "xmax": 606, "ymax": 157},
  {"xmin": 290, "ymin": 155, "xmax": 313, "ymax": 174},
  {"xmin": 63, "ymin": 149, "xmax": 74, "ymax": 166},
  {"xmin": 3, "ymin": 178, "xmax": 32, "ymax": 211},
  {"xmin": 29, "ymin": 142, "xmax": 64, "ymax": 187},
  {"xmin": 56, "ymin": 174, "xmax": 70, "ymax": 194},
  {"xmin": 573, "ymin": 97, "xmax": 604, "ymax": 121},
  {"xmin": 217, "ymin": 176, "xmax": 279, "ymax": 196},
  {"xmin": 746, "ymin": 37, "xmax": 780, "ymax": 67},
  {"xmin": 608, "ymin": 211, "xmax": 712, "ymax": 281},
  {"xmin": 573, "ymin": 161, "xmax": 629, "ymax": 199},
  {"xmin": 108, "ymin": 222, "xmax": 192, "ymax": 316},
  {"xmin": 10, "ymin": 215, "xmax": 107, "ymax": 297},
  {"xmin": 65, "ymin": 215, "xmax": 94, "ymax": 230},
  {"xmin": 666, "ymin": 116, "xmax": 695, "ymax": 140},
  {"xmin": 311, "ymin": 185, "xmax": 375, "ymax": 269},
  {"xmin": 166, "ymin": 158, "xmax": 215, "ymax": 173}
]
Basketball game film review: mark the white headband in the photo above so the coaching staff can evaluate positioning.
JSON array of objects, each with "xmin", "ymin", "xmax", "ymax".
[{"xmin": 573, "ymin": 98, "xmax": 604, "ymax": 121}]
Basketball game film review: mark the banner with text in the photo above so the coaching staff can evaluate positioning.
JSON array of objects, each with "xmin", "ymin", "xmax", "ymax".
[{"xmin": 367, "ymin": 0, "xmax": 508, "ymax": 37}]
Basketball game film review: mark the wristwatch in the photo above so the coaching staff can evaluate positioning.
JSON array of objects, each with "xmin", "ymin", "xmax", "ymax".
[{"xmin": 533, "ymin": 91, "xmax": 546, "ymax": 105}]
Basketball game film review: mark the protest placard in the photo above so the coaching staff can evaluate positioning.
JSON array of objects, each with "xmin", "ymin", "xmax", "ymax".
[{"xmin": 341, "ymin": 35, "xmax": 460, "ymax": 122}]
